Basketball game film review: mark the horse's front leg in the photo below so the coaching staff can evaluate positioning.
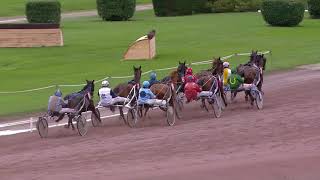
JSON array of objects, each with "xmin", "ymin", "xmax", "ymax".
[
  {"xmin": 245, "ymin": 91, "xmax": 249, "ymax": 102},
  {"xmin": 119, "ymin": 107, "xmax": 127, "ymax": 125},
  {"xmin": 55, "ymin": 113, "xmax": 65, "ymax": 122},
  {"xmin": 69, "ymin": 115, "xmax": 75, "ymax": 130}
]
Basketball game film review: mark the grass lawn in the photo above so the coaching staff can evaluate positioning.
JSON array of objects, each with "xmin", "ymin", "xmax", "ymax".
[
  {"xmin": 1, "ymin": 11, "xmax": 320, "ymax": 117},
  {"xmin": 0, "ymin": 0, "xmax": 151, "ymax": 17}
]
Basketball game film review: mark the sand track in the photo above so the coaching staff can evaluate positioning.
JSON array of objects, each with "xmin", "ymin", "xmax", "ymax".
[{"xmin": 0, "ymin": 69, "xmax": 320, "ymax": 180}]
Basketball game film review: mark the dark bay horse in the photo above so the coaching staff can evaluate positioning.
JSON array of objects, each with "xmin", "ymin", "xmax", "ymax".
[
  {"xmin": 197, "ymin": 57, "xmax": 227, "ymax": 108},
  {"xmin": 236, "ymin": 51, "xmax": 267, "ymax": 104},
  {"xmin": 113, "ymin": 66, "xmax": 142, "ymax": 121},
  {"xmin": 56, "ymin": 80, "xmax": 101, "ymax": 129},
  {"xmin": 113, "ymin": 66, "xmax": 142, "ymax": 97}
]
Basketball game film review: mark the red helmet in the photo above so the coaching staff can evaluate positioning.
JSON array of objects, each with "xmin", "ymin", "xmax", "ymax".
[{"xmin": 186, "ymin": 67, "xmax": 193, "ymax": 75}]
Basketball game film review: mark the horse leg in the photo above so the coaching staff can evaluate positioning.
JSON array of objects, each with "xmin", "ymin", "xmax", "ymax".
[
  {"xmin": 257, "ymin": 74, "xmax": 263, "ymax": 94},
  {"xmin": 119, "ymin": 107, "xmax": 126, "ymax": 125},
  {"xmin": 248, "ymin": 93, "xmax": 255, "ymax": 107},
  {"xmin": 142, "ymin": 106, "xmax": 149, "ymax": 127},
  {"xmin": 219, "ymin": 84, "xmax": 227, "ymax": 107},
  {"xmin": 55, "ymin": 113, "xmax": 65, "ymax": 122},
  {"xmin": 231, "ymin": 91, "xmax": 237, "ymax": 102},
  {"xmin": 245, "ymin": 91, "xmax": 249, "ymax": 102},
  {"xmin": 69, "ymin": 115, "xmax": 75, "ymax": 130}
]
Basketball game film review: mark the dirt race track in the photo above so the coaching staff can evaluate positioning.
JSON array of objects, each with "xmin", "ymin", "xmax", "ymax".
[{"xmin": 0, "ymin": 68, "xmax": 320, "ymax": 180}]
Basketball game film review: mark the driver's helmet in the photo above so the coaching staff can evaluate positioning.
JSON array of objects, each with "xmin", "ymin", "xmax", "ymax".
[
  {"xmin": 223, "ymin": 62, "xmax": 230, "ymax": 68},
  {"xmin": 54, "ymin": 89, "xmax": 62, "ymax": 97},
  {"xmin": 186, "ymin": 67, "xmax": 193, "ymax": 75},
  {"xmin": 101, "ymin": 80, "xmax": 109, "ymax": 87},
  {"xmin": 150, "ymin": 72, "xmax": 157, "ymax": 80},
  {"xmin": 143, "ymin": 81, "xmax": 150, "ymax": 88}
]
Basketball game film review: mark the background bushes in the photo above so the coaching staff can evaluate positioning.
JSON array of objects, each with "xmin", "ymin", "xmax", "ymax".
[
  {"xmin": 308, "ymin": 0, "xmax": 320, "ymax": 18},
  {"xmin": 96, "ymin": 0, "xmax": 136, "ymax": 21},
  {"xmin": 26, "ymin": 0, "xmax": 61, "ymax": 23},
  {"xmin": 261, "ymin": 0, "xmax": 305, "ymax": 26},
  {"xmin": 152, "ymin": 0, "xmax": 193, "ymax": 16},
  {"xmin": 212, "ymin": 0, "xmax": 261, "ymax": 13},
  {"xmin": 193, "ymin": 0, "xmax": 212, "ymax": 13}
]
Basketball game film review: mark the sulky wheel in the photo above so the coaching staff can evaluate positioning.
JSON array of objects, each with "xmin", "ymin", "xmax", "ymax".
[
  {"xmin": 126, "ymin": 108, "xmax": 138, "ymax": 128},
  {"xmin": 76, "ymin": 115, "xmax": 88, "ymax": 136},
  {"xmin": 217, "ymin": 92, "xmax": 226, "ymax": 110},
  {"xmin": 37, "ymin": 116, "xmax": 49, "ymax": 138},
  {"xmin": 255, "ymin": 90, "xmax": 264, "ymax": 110},
  {"xmin": 211, "ymin": 95, "xmax": 222, "ymax": 118},
  {"xmin": 91, "ymin": 108, "xmax": 102, "ymax": 127},
  {"xmin": 166, "ymin": 105, "xmax": 176, "ymax": 126}
]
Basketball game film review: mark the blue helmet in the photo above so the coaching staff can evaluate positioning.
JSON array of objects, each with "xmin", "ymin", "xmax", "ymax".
[
  {"xmin": 54, "ymin": 89, "xmax": 62, "ymax": 97},
  {"xmin": 143, "ymin": 81, "xmax": 150, "ymax": 88},
  {"xmin": 150, "ymin": 72, "xmax": 157, "ymax": 80}
]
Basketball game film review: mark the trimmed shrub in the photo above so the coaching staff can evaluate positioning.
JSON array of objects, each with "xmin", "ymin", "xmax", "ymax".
[
  {"xmin": 152, "ymin": 0, "xmax": 193, "ymax": 16},
  {"xmin": 308, "ymin": 0, "xmax": 320, "ymax": 18},
  {"xmin": 96, "ymin": 0, "xmax": 136, "ymax": 21},
  {"xmin": 235, "ymin": 0, "xmax": 261, "ymax": 12},
  {"xmin": 193, "ymin": 0, "xmax": 212, "ymax": 13},
  {"xmin": 212, "ymin": 0, "xmax": 236, "ymax": 13},
  {"xmin": 26, "ymin": 0, "xmax": 61, "ymax": 23},
  {"xmin": 261, "ymin": 0, "xmax": 305, "ymax": 26},
  {"xmin": 212, "ymin": 0, "xmax": 261, "ymax": 13}
]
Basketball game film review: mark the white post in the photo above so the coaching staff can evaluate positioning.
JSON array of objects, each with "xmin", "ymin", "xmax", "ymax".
[{"xmin": 30, "ymin": 117, "xmax": 33, "ymax": 132}]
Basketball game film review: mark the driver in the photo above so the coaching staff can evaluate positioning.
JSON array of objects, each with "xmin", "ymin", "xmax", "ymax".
[
  {"xmin": 138, "ymin": 81, "xmax": 166, "ymax": 107},
  {"xmin": 98, "ymin": 80, "xmax": 128, "ymax": 107}
]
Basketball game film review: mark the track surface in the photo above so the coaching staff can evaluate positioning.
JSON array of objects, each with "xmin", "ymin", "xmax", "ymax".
[{"xmin": 1, "ymin": 69, "xmax": 320, "ymax": 180}]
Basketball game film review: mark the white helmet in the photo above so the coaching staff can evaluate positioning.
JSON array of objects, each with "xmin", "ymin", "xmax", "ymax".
[
  {"xmin": 223, "ymin": 62, "xmax": 230, "ymax": 68},
  {"xmin": 101, "ymin": 80, "xmax": 109, "ymax": 87}
]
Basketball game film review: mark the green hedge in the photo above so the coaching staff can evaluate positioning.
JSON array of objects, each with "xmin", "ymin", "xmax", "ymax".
[
  {"xmin": 26, "ymin": 0, "xmax": 61, "ymax": 23},
  {"xmin": 261, "ymin": 0, "xmax": 304, "ymax": 26},
  {"xmin": 308, "ymin": 0, "xmax": 320, "ymax": 18},
  {"xmin": 193, "ymin": 0, "xmax": 212, "ymax": 13},
  {"xmin": 96, "ymin": 0, "xmax": 136, "ymax": 21},
  {"xmin": 152, "ymin": 0, "xmax": 193, "ymax": 16},
  {"xmin": 212, "ymin": 0, "xmax": 261, "ymax": 13}
]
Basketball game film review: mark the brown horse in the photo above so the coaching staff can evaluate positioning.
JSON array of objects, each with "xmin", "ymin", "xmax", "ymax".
[
  {"xmin": 137, "ymin": 70, "xmax": 179, "ymax": 124},
  {"xmin": 236, "ymin": 51, "xmax": 267, "ymax": 105},
  {"xmin": 112, "ymin": 66, "xmax": 142, "ymax": 121},
  {"xmin": 197, "ymin": 57, "xmax": 227, "ymax": 108},
  {"xmin": 113, "ymin": 66, "xmax": 142, "ymax": 97}
]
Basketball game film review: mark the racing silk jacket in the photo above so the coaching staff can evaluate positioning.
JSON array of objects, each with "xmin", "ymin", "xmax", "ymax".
[
  {"xmin": 184, "ymin": 82, "xmax": 202, "ymax": 102},
  {"xmin": 48, "ymin": 95, "xmax": 64, "ymax": 113},
  {"xmin": 183, "ymin": 74, "xmax": 197, "ymax": 83},
  {"xmin": 149, "ymin": 77, "xmax": 160, "ymax": 87},
  {"xmin": 223, "ymin": 68, "xmax": 232, "ymax": 86},
  {"xmin": 98, "ymin": 87, "xmax": 117, "ymax": 105},
  {"xmin": 138, "ymin": 88, "xmax": 156, "ymax": 104},
  {"xmin": 228, "ymin": 73, "xmax": 244, "ymax": 91}
]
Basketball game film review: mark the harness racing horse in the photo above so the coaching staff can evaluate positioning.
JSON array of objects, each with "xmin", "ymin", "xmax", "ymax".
[
  {"xmin": 56, "ymin": 80, "xmax": 101, "ymax": 130},
  {"xmin": 161, "ymin": 61, "xmax": 187, "ymax": 88},
  {"xmin": 113, "ymin": 66, "xmax": 142, "ymax": 122},
  {"xmin": 136, "ymin": 70, "xmax": 179, "ymax": 125},
  {"xmin": 236, "ymin": 51, "xmax": 267, "ymax": 105},
  {"xmin": 197, "ymin": 57, "xmax": 227, "ymax": 110}
]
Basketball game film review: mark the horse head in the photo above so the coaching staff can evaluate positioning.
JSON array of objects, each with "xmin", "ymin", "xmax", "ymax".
[
  {"xmin": 170, "ymin": 70, "xmax": 180, "ymax": 85},
  {"xmin": 212, "ymin": 57, "xmax": 224, "ymax": 75},
  {"xmin": 133, "ymin": 66, "xmax": 142, "ymax": 84},
  {"xmin": 258, "ymin": 54, "xmax": 267, "ymax": 71},
  {"xmin": 177, "ymin": 60, "xmax": 187, "ymax": 79},
  {"xmin": 250, "ymin": 50, "xmax": 258, "ymax": 62},
  {"xmin": 82, "ymin": 80, "xmax": 95, "ymax": 97}
]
